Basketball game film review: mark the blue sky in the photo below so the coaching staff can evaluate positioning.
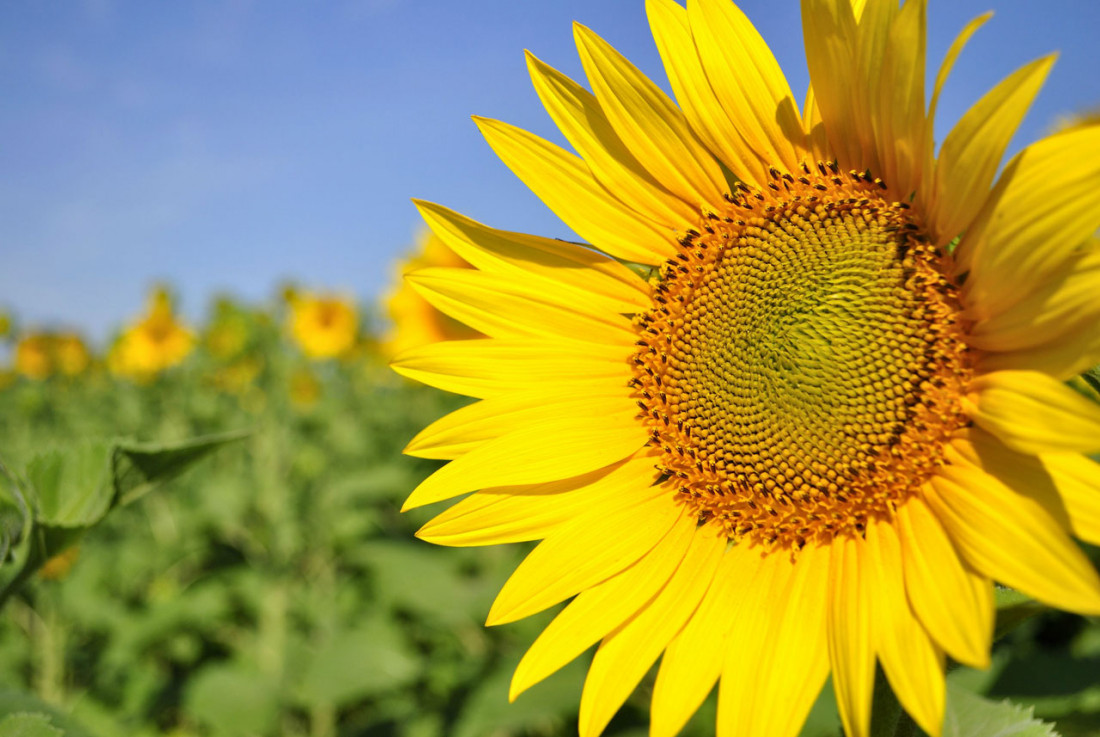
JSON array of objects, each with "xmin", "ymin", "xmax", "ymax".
[{"xmin": 2, "ymin": 0, "xmax": 1098, "ymax": 342}]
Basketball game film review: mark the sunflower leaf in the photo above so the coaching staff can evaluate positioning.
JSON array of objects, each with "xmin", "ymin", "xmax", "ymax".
[
  {"xmin": 942, "ymin": 683, "xmax": 1059, "ymax": 737},
  {"xmin": 112, "ymin": 429, "xmax": 250, "ymax": 506},
  {"xmin": 0, "ymin": 431, "xmax": 246, "ymax": 610},
  {"xmin": 993, "ymin": 586, "xmax": 1048, "ymax": 640},
  {"xmin": 0, "ymin": 713, "xmax": 64, "ymax": 737}
]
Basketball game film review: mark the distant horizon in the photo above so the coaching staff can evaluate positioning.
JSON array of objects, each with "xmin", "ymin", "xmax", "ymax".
[{"xmin": 4, "ymin": 0, "xmax": 1098, "ymax": 343}]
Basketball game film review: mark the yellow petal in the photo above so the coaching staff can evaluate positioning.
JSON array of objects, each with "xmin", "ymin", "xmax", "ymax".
[
  {"xmin": 578, "ymin": 522, "xmax": 726, "ymax": 737},
  {"xmin": 1042, "ymin": 452, "xmax": 1100, "ymax": 547},
  {"xmin": 803, "ymin": 84, "xmax": 830, "ymax": 162},
  {"xmin": 686, "ymin": 0, "xmax": 806, "ymax": 176},
  {"xmin": 404, "ymin": 388, "xmax": 634, "ymax": 460},
  {"xmin": 955, "ymin": 428, "xmax": 1100, "ymax": 548},
  {"xmin": 651, "ymin": 544, "xmax": 766, "ymax": 737},
  {"xmin": 717, "ymin": 543, "xmax": 831, "ymax": 737},
  {"xmin": 927, "ymin": 13, "xmax": 991, "ymax": 140},
  {"xmin": 851, "ymin": 0, "xmax": 899, "ymax": 177},
  {"xmin": 407, "ymin": 267, "xmax": 636, "ymax": 344},
  {"xmin": 968, "ymin": 250, "xmax": 1100, "ymax": 354},
  {"xmin": 476, "ymin": 116, "xmax": 675, "ymax": 263},
  {"xmin": 928, "ymin": 459, "xmax": 1100, "ymax": 615},
  {"xmin": 897, "ymin": 496, "xmax": 993, "ymax": 669},
  {"xmin": 874, "ymin": 0, "xmax": 927, "ymax": 198},
  {"xmin": 827, "ymin": 532, "xmax": 876, "ymax": 737},
  {"xmin": 866, "ymin": 519, "xmax": 946, "ymax": 737},
  {"xmin": 920, "ymin": 11, "xmax": 991, "ymax": 211},
  {"xmin": 959, "ymin": 124, "xmax": 1100, "ymax": 318},
  {"xmin": 416, "ymin": 464, "xmax": 633, "ymax": 547},
  {"xmin": 488, "ymin": 469, "xmax": 676, "ymax": 625},
  {"xmin": 574, "ymin": 23, "xmax": 728, "ymax": 210},
  {"xmin": 801, "ymin": 0, "xmax": 867, "ymax": 172},
  {"xmin": 927, "ymin": 55, "xmax": 1055, "ymax": 245},
  {"xmin": 646, "ymin": 0, "xmax": 767, "ymax": 187},
  {"xmin": 978, "ymin": 318, "xmax": 1100, "ymax": 381},
  {"xmin": 403, "ymin": 407, "xmax": 646, "ymax": 511},
  {"xmin": 525, "ymin": 52, "xmax": 699, "ymax": 227},
  {"xmin": 968, "ymin": 370, "xmax": 1100, "ymax": 455},
  {"xmin": 510, "ymin": 511, "xmax": 697, "ymax": 699},
  {"xmin": 391, "ymin": 338, "xmax": 628, "ymax": 399},
  {"xmin": 415, "ymin": 200, "xmax": 652, "ymax": 313}
]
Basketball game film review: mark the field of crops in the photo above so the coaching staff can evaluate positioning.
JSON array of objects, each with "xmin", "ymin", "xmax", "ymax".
[{"xmin": 0, "ymin": 284, "xmax": 1097, "ymax": 737}]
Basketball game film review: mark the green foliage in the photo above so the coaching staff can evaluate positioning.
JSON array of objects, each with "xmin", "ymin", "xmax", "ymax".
[
  {"xmin": 0, "ymin": 432, "xmax": 244, "ymax": 610},
  {"xmin": 0, "ymin": 324, "xmax": 621, "ymax": 737},
  {"xmin": 0, "ymin": 713, "xmax": 65, "ymax": 737},
  {"xmin": 943, "ymin": 683, "xmax": 1059, "ymax": 737}
]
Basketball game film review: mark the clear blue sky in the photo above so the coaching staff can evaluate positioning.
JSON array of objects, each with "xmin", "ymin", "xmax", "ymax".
[{"xmin": 2, "ymin": 0, "xmax": 1097, "ymax": 342}]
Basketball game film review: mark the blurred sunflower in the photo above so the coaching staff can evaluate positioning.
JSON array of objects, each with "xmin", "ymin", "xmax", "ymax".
[
  {"xmin": 395, "ymin": 2, "xmax": 1100, "ymax": 737},
  {"xmin": 204, "ymin": 297, "xmax": 253, "ymax": 361},
  {"xmin": 287, "ymin": 292, "xmax": 359, "ymax": 360},
  {"xmin": 288, "ymin": 366, "xmax": 323, "ymax": 409},
  {"xmin": 13, "ymin": 333, "xmax": 53, "ymax": 380},
  {"xmin": 382, "ymin": 230, "xmax": 483, "ymax": 358},
  {"xmin": 53, "ymin": 332, "xmax": 91, "ymax": 377},
  {"xmin": 110, "ymin": 288, "xmax": 195, "ymax": 380},
  {"xmin": 13, "ymin": 331, "xmax": 92, "ymax": 379}
]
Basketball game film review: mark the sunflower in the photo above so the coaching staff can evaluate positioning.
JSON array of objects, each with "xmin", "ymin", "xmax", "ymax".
[
  {"xmin": 110, "ymin": 288, "xmax": 195, "ymax": 380},
  {"xmin": 13, "ymin": 333, "xmax": 53, "ymax": 380},
  {"xmin": 53, "ymin": 332, "xmax": 91, "ymax": 377},
  {"xmin": 287, "ymin": 292, "xmax": 359, "ymax": 360},
  {"xmin": 394, "ymin": 2, "xmax": 1100, "ymax": 736},
  {"xmin": 381, "ymin": 229, "xmax": 484, "ymax": 358}
]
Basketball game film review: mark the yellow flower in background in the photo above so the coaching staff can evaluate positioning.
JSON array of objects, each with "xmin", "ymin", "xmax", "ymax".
[
  {"xmin": 13, "ymin": 334, "xmax": 53, "ymax": 380},
  {"xmin": 111, "ymin": 288, "xmax": 195, "ymax": 380},
  {"xmin": 12, "ymin": 331, "xmax": 93, "ymax": 380},
  {"xmin": 382, "ymin": 230, "xmax": 483, "ymax": 358},
  {"xmin": 395, "ymin": 3, "xmax": 1100, "ymax": 737},
  {"xmin": 39, "ymin": 546, "xmax": 80, "ymax": 581},
  {"xmin": 1051, "ymin": 107, "xmax": 1100, "ymax": 134},
  {"xmin": 53, "ymin": 333, "xmax": 91, "ymax": 377},
  {"xmin": 288, "ymin": 366, "xmax": 323, "ymax": 409},
  {"xmin": 204, "ymin": 297, "xmax": 253, "ymax": 361},
  {"xmin": 288, "ymin": 292, "xmax": 358, "ymax": 360}
]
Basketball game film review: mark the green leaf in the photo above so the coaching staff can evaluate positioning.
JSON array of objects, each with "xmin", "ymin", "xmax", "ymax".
[
  {"xmin": 0, "ymin": 713, "xmax": 64, "ymax": 737},
  {"xmin": 0, "ymin": 690, "xmax": 93, "ymax": 737},
  {"xmin": 112, "ymin": 429, "xmax": 250, "ymax": 506},
  {"xmin": 452, "ymin": 656, "xmax": 587, "ymax": 737},
  {"xmin": 0, "ymin": 431, "xmax": 246, "ymax": 610},
  {"xmin": 184, "ymin": 662, "xmax": 279, "ymax": 737},
  {"xmin": 994, "ymin": 586, "xmax": 1048, "ymax": 640},
  {"xmin": 0, "ymin": 458, "xmax": 29, "ymax": 565},
  {"xmin": 942, "ymin": 682, "xmax": 1060, "ymax": 737},
  {"xmin": 26, "ymin": 442, "xmax": 114, "ymax": 528},
  {"xmin": 295, "ymin": 618, "xmax": 421, "ymax": 708}
]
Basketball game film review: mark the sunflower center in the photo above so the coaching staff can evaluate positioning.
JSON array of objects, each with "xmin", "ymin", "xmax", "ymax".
[{"xmin": 631, "ymin": 164, "xmax": 971, "ymax": 552}]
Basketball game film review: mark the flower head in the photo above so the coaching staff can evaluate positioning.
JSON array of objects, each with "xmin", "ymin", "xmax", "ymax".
[
  {"xmin": 110, "ymin": 287, "xmax": 195, "ymax": 380},
  {"xmin": 11, "ymin": 331, "xmax": 91, "ymax": 380},
  {"xmin": 382, "ymin": 229, "xmax": 483, "ymax": 358},
  {"xmin": 13, "ymin": 333, "xmax": 53, "ymax": 380},
  {"xmin": 287, "ymin": 292, "xmax": 359, "ymax": 360},
  {"xmin": 53, "ymin": 333, "xmax": 91, "ymax": 377},
  {"xmin": 396, "ymin": 3, "xmax": 1100, "ymax": 737}
]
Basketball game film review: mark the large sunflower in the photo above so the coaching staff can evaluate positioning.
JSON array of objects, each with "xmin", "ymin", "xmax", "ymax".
[{"xmin": 393, "ymin": 2, "xmax": 1100, "ymax": 736}]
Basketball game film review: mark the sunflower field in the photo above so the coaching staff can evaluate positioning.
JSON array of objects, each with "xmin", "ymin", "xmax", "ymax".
[{"xmin": 0, "ymin": 276, "xmax": 1098, "ymax": 737}]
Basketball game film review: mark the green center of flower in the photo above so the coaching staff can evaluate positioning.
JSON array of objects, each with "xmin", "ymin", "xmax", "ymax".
[{"xmin": 631, "ymin": 165, "xmax": 971, "ymax": 551}]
